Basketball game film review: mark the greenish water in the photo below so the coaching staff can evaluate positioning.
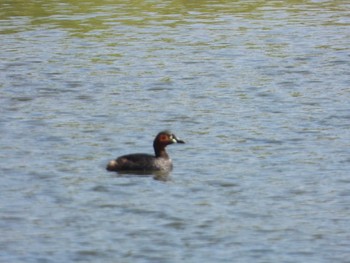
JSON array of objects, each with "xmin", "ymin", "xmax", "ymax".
[{"xmin": 1, "ymin": 1, "xmax": 350, "ymax": 262}]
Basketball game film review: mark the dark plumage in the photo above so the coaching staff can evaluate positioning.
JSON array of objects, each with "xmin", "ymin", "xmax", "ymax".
[{"xmin": 106, "ymin": 131, "xmax": 185, "ymax": 172}]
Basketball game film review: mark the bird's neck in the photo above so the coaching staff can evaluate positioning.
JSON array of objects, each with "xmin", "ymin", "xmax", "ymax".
[{"xmin": 154, "ymin": 143, "xmax": 169, "ymax": 159}]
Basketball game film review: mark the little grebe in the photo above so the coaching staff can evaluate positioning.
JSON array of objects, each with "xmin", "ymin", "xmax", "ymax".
[{"xmin": 106, "ymin": 131, "xmax": 185, "ymax": 172}]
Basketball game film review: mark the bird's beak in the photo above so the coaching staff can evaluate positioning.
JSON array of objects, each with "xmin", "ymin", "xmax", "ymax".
[{"xmin": 173, "ymin": 135, "xmax": 185, "ymax": 144}]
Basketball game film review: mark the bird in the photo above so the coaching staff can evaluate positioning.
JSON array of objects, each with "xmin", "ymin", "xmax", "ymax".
[{"xmin": 106, "ymin": 130, "xmax": 185, "ymax": 172}]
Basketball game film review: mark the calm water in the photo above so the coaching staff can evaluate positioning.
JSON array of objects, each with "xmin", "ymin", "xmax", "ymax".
[{"xmin": 1, "ymin": 0, "xmax": 350, "ymax": 262}]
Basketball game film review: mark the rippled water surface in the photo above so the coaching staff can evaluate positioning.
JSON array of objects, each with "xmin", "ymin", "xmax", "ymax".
[{"xmin": 1, "ymin": 0, "xmax": 350, "ymax": 262}]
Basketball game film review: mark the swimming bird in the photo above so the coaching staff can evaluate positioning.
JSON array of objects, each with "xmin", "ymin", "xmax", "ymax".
[{"xmin": 106, "ymin": 131, "xmax": 185, "ymax": 172}]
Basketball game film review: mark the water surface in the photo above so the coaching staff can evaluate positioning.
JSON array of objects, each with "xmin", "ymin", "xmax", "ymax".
[{"xmin": 1, "ymin": 0, "xmax": 350, "ymax": 262}]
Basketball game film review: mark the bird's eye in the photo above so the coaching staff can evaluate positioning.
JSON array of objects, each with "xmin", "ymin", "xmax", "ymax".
[{"xmin": 160, "ymin": 135, "xmax": 169, "ymax": 142}]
